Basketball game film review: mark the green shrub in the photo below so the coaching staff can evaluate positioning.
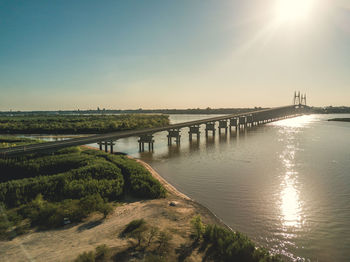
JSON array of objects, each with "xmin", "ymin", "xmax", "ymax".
[
  {"xmin": 202, "ymin": 224, "xmax": 282, "ymax": 262},
  {"xmin": 157, "ymin": 230, "xmax": 173, "ymax": 254},
  {"xmin": 95, "ymin": 244, "xmax": 110, "ymax": 260},
  {"xmin": 14, "ymin": 194, "xmax": 111, "ymax": 229},
  {"xmin": 121, "ymin": 219, "xmax": 147, "ymax": 237},
  {"xmin": 0, "ymin": 213, "xmax": 11, "ymax": 240},
  {"xmin": 106, "ymin": 155, "xmax": 166, "ymax": 199},
  {"xmin": 191, "ymin": 215, "xmax": 205, "ymax": 241},
  {"xmin": 74, "ymin": 251, "xmax": 95, "ymax": 262}
]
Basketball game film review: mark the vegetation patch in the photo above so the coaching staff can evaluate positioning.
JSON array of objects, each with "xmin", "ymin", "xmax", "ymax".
[
  {"xmin": 0, "ymin": 137, "xmax": 166, "ymax": 239},
  {"xmin": 73, "ymin": 216, "xmax": 281, "ymax": 262},
  {"xmin": 0, "ymin": 136, "xmax": 41, "ymax": 148},
  {"xmin": 121, "ymin": 219, "xmax": 147, "ymax": 238},
  {"xmin": 74, "ymin": 244, "xmax": 111, "ymax": 262},
  {"xmin": 0, "ymin": 114, "xmax": 169, "ymax": 134}
]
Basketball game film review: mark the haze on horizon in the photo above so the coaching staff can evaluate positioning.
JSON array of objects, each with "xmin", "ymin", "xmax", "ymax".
[{"xmin": 0, "ymin": 0, "xmax": 349, "ymax": 111}]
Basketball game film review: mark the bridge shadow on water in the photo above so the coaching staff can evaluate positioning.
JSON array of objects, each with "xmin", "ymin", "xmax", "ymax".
[{"xmin": 138, "ymin": 125, "xmax": 265, "ymax": 163}]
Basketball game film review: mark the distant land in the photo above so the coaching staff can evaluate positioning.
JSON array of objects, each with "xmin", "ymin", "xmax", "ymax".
[
  {"xmin": 0, "ymin": 106, "xmax": 350, "ymax": 116},
  {"xmin": 328, "ymin": 118, "xmax": 350, "ymax": 122}
]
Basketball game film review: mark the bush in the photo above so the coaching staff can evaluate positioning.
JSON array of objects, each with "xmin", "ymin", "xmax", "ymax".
[
  {"xmin": 106, "ymin": 155, "xmax": 166, "ymax": 199},
  {"xmin": 0, "ymin": 213, "xmax": 11, "ymax": 240},
  {"xmin": 121, "ymin": 219, "xmax": 147, "ymax": 237},
  {"xmin": 191, "ymin": 215, "xmax": 205, "ymax": 241},
  {"xmin": 202, "ymin": 224, "xmax": 282, "ymax": 262},
  {"xmin": 15, "ymin": 194, "xmax": 112, "ymax": 229},
  {"xmin": 95, "ymin": 244, "xmax": 110, "ymax": 260},
  {"xmin": 74, "ymin": 244, "xmax": 112, "ymax": 262},
  {"xmin": 157, "ymin": 230, "xmax": 173, "ymax": 254},
  {"xmin": 74, "ymin": 251, "xmax": 95, "ymax": 262}
]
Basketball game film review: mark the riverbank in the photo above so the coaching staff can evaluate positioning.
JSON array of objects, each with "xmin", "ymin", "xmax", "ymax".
[
  {"xmin": 0, "ymin": 150, "xmax": 229, "ymax": 262},
  {"xmin": 328, "ymin": 118, "xmax": 350, "ymax": 122}
]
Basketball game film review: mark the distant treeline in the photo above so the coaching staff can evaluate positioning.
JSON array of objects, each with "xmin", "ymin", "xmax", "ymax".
[
  {"xmin": 328, "ymin": 118, "xmax": 350, "ymax": 122},
  {"xmin": 0, "ymin": 107, "xmax": 264, "ymax": 116},
  {"xmin": 1, "ymin": 106, "xmax": 350, "ymax": 116},
  {"xmin": 0, "ymin": 114, "xmax": 169, "ymax": 134},
  {"xmin": 310, "ymin": 106, "xmax": 350, "ymax": 114},
  {"xmin": 0, "ymin": 143, "xmax": 165, "ymax": 236}
]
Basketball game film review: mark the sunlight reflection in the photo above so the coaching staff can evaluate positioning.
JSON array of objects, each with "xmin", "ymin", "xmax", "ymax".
[
  {"xmin": 281, "ymin": 172, "xmax": 301, "ymax": 227},
  {"xmin": 272, "ymin": 115, "xmax": 315, "ymax": 128},
  {"xmin": 277, "ymin": 116, "xmax": 307, "ymax": 229}
]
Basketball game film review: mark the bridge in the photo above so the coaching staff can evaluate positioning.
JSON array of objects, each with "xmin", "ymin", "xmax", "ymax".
[{"xmin": 0, "ymin": 100, "xmax": 308, "ymax": 157}]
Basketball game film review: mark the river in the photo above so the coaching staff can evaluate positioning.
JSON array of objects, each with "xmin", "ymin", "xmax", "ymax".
[{"xmin": 25, "ymin": 114, "xmax": 350, "ymax": 261}]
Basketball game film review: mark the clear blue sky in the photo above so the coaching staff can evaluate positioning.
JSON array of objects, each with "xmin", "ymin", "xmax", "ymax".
[{"xmin": 0, "ymin": 0, "xmax": 349, "ymax": 110}]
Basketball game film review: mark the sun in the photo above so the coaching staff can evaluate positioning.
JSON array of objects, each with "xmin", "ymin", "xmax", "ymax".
[{"xmin": 274, "ymin": 0, "xmax": 314, "ymax": 24}]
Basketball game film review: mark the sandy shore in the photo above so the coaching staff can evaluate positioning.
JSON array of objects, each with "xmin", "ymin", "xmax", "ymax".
[{"xmin": 0, "ymin": 150, "xmax": 228, "ymax": 262}]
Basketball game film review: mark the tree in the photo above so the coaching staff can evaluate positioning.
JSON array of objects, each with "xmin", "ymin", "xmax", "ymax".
[
  {"xmin": 190, "ymin": 215, "xmax": 205, "ymax": 241},
  {"xmin": 157, "ymin": 230, "xmax": 172, "ymax": 254},
  {"xmin": 146, "ymin": 226, "xmax": 159, "ymax": 247}
]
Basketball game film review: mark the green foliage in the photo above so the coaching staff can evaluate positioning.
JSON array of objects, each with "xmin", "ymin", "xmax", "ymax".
[
  {"xmin": 157, "ymin": 230, "xmax": 173, "ymax": 254},
  {"xmin": 0, "ymin": 136, "xmax": 41, "ymax": 148},
  {"xmin": 74, "ymin": 244, "xmax": 111, "ymax": 262},
  {"xmin": 0, "ymin": 139, "xmax": 166, "ymax": 233},
  {"xmin": 0, "ymin": 213, "xmax": 12, "ymax": 240},
  {"xmin": 190, "ymin": 215, "xmax": 205, "ymax": 241},
  {"xmin": 13, "ymin": 194, "xmax": 111, "ymax": 229},
  {"xmin": 0, "ymin": 147, "xmax": 165, "ymax": 208},
  {"xmin": 0, "ymin": 114, "xmax": 169, "ymax": 134},
  {"xmin": 0, "ymin": 150, "xmax": 124, "ymax": 207},
  {"xmin": 202, "ymin": 224, "xmax": 282, "ymax": 262},
  {"xmin": 146, "ymin": 226, "xmax": 159, "ymax": 247},
  {"xmin": 95, "ymin": 244, "xmax": 110, "ymax": 261},
  {"xmin": 74, "ymin": 251, "xmax": 95, "ymax": 262},
  {"xmin": 121, "ymin": 219, "xmax": 147, "ymax": 237},
  {"xmin": 106, "ymin": 154, "xmax": 166, "ymax": 199}
]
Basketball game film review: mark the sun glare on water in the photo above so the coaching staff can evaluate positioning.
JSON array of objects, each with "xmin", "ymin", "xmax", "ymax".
[{"xmin": 274, "ymin": 0, "xmax": 315, "ymax": 24}]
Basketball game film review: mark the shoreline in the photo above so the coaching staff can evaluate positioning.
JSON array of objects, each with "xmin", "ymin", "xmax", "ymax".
[
  {"xmin": 82, "ymin": 145, "xmax": 231, "ymax": 230},
  {"xmin": 130, "ymin": 155, "xmax": 233, "ymax": 231}
]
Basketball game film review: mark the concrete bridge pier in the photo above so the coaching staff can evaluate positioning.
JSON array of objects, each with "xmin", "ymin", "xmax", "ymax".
[
  {"xmin": 205, "ymin": 122, "xmax": 216, "ymax": 137},
  {"xmin": 167, "ymin": 129, "xmax": 181, "ymax": 146},
  {"xmin": 97, "ymin": 141, "xmax": 109, "ymax": 152},
  {"xmin": 138, "ymin": 134, "xmax": 154, "ymax": 152},
  {"xmin": 188, "ymin": 125, "xmax": 200, "ymax": 141},
  {"xmin": 246, "ymin": 115, "xmax": 253, "ymax": 127},
  {"xmin": 108, "ymin": 140, "xmax": 116, "ymax": 153},
  {"xmin": 239, "ymin": 116, "xmax": 247, "ymax": 129},
  {"xmin": 98, "ymin": 141, "xmax": 103, "ymax": 151},
  {"xmin": 218, "ymin": 120, "xmax": 228, "ymax": 134},
  {"xmin": 229, "ymin": 118, "xmax": 238, "ymax": 132}
]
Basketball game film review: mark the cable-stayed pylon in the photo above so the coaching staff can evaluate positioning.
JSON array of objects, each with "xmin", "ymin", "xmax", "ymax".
[{"xmin": 293, "ymin": 91, "xmax": 301, "ymax": 106}]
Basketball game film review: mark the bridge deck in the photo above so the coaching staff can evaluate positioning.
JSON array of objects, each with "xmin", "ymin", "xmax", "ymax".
[{"xmin": 0, "ymin": 105, "xmax": 300, "ymax": 156}]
